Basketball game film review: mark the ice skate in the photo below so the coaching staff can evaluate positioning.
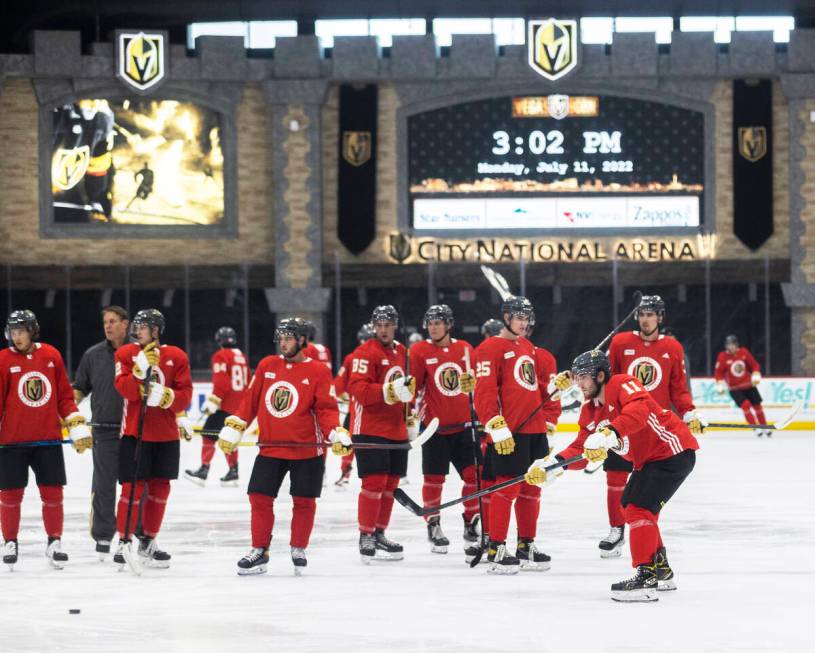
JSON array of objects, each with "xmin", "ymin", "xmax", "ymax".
[
  {"xmin": 95, "ymin": 539, "xmax": 111, "ymax": 562},
  {"xmin": 45, "ymin": 537, "xmax": 68, "ymax": 570},
  {"xmin": 220, "ymin": 465, "xmax": 239, "ymax": 487},
  {"xmin": 515, "ymin": 538, "xmax": 551, "ymax": 571},
  {"xmin": 486, "ymin": 541, "xmax": 520, "ymax": 575},
  {"xmin": 184, "ymin": 464, "xmax": 209, "ymax": 487},
  {"xmin": 426, "ymin": 516, "xmax": 449, "ymax": 554},
  {"xmin": 599, "ymin": 525, "xmax": 625, "ymax": 558},
  {"xmin": 3, "ymin": 540, "xmax": 18, "ymax": 571},
  {"xmin": 464, "ymin": 539, "xmax": 487, "ymax": 565},
  {"xmin": 138, "ymin": 537, "xmax": 171, "ymax": 569},
  {"xmin": 359, "ymin": 532, "xmax": 376, "ymax": 564},
  {"xmin": 373, "ymin": 529, "xmax": 404, "ymax": 561},
  {"xmin": 291, "ymin": 547, "xmax": 307, "ymax": 576},
  {"xmin": 462, "ymin": 514, "xmax": 480, "ymax": 543},
  {"xmin": 655, "ymin": 546, "xmax": 677, "ymax": 591},
  {"xmin": 611, "ymin": 560, "xmax": 659, "ymax": 602},
  {"xmin": 237, "ymin": 547, "xmax": 269, "ymax": 576},
  {"xmin": 334, "ymin": 463, "xmax": 353, "ymax": 487}
]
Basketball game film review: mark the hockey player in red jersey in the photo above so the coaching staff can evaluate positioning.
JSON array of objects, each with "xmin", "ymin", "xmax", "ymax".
[
  {"xmin": 113, "ymin": 309, "xmax": 193, "ymax": 569},
  {"xmin": 218, "ymin": 317, "xmax": 344, "ymax": 576},
  {"xmin": 303, "ymin": 320, "xmax": 333, "ymax": 372},
  {"xmin": 590, "ymin": 295, "xmax": 703, "ymax": 558},
  {"xmin": 526, "ymin": 350, "xmax": 698, "ymax": 602},
  {"xmin": 409, "ymin": 304, "xmax": 479, "ymax": 556},
  {"xmin": 0, "ymin": 310, "xmax": 92, "ymax": 569},
  {"xmin": 715, "ymin": 335, "xmax": 768, "ymax": 436},
  {"xmin": 474, "ymin": 296, "xmax": 555, "ymax": 574},
  {"xmin": 333, "ymin": 323, "xmax": 375, "ymax": 486},
  {"xmin": 347, "ymin": 305, "xmax": 415, "ymax": 563},
  {"xmin": 185, "ymin": 326, "xmax": 249, "ymax": 486}
]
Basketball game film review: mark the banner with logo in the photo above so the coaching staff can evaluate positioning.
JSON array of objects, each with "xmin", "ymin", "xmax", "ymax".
[
  {"xmin": 338, "ymin": 84, "xmax": 377, "ymax": 255},
  {"xmin": 733, "ymin": 79, "xmax": 773, "ymax": 251}
]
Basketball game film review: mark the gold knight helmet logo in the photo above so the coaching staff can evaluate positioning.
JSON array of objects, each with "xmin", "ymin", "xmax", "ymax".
[
  {"xmin": 528, "ymin": 19, "xmax": 579, "ymax": 81},
  {"xmin": 342, "ymin": 131, "xmax": 372, "ymax": 167},
  {"xmin": 117, "ymin": 31, "xmax": 166, "ymax": 92},
  {"xmin": 441, "ymin": 368, "xmax": 459, "ymax": 393},
  {"xmin": 273, "ymin": 387, "xmax": 292, "ymax": 413},
  {"xmin": 52, "ymin": 146, "xmax": 90, "ymax": 191},
  {"xmin": 388, "ymin": 233, "xmax": 412, "ymax": 264},
  {"xmin": 738, "ymin": 126, "xmax": 767, "ymax": 163},
  {"xmin": 633, "ymin": 362, "xmax": 655, "ymax": 388}
]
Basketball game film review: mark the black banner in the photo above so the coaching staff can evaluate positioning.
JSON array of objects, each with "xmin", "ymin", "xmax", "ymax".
[
  {"xmin": 338, "ymin": 84, "xmax": 377, "ymax": 255},
  {"xmin": 733, "ymin": 79, "xmax": 773, "ymax": 251}
]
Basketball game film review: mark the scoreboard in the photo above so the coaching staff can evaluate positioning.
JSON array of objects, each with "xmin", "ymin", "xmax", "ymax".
[{"xmin": 408, "ymin": 94, "xmax": 705, "ymax": 232}]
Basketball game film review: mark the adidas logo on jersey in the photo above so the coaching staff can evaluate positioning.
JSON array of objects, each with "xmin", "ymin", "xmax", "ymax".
[
  {"xmin": 167, "ymin": 360, "xmax": 174, "ymax": 366},
  {"xmin": 662, "ymin": 353, "xmax": 670, "ymax": 359},
  {"xmin": 48, "ymin": 361, "xmax": 55, "ymax": 367},
  {"xmin": 302, "ymin": 378, "xmax": 310, "ymax": 385}
]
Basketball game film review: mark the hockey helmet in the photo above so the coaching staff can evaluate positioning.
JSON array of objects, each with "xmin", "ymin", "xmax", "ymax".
[
  {"xmin": 422, "ymin": 304, "xmax": 454, "ymax": 329},
  {"xmin": 5, "ymin": 309, "xmax": 40, "ymax": 341},
  {"xmin": 215, "ymin": 326, "xmax": 237, "ymax": 347},
  {"xmin": 357, "ymin": 323, "xmax": 375, "ymax": 342},
  {"xmin": 275, "ymin": 317, "xmax": 310, "ymax": 342},
  {"xmin": 724, "ymin": 334, "xmax": 739, "ymax": 347},
  {"xmin": 130, "ymin": 308, "xmax": 165, "ymax": 338},
  {"xmin": 481, "ymin": 319, "xmax": 503, "ymax": 337},
  {"xmin": 571, "ymin": 350, "xmax": 612, "ymax": 384},
  {"xmin": 501, "ymin": 295, "xmax": 534, "ymax": 320},
  {"xmin": 303, "ymin": 319, "xmax": 317, "ymax": 342},
  {"xmin": 636, "ymin": 295, "xmax": 666, "ymax": 317},
  {"xmin": 371, "ymin": 304, "xmax": 399, "ymax": 325}
]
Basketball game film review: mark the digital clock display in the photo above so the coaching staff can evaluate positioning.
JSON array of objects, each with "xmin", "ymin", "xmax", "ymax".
[{"xmin": 407, "ymin": 95, "xmax": 705, "ymax": 231}]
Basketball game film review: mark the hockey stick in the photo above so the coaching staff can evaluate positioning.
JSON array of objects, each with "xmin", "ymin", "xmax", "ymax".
[
  {"xmin": 463, "ymin": 347, "xmax": 488, "ymax": 567},
  {"xmin": 480, "ymin": 265, "xmax": 513, "ymax": 300},
  {"xmin": 249, "ymin": 420, "xmax": 439, "ymax": 451},
  {"xmin": 583, "ymin": 461, "xmax": 604, "ymax": 475},
  {"xmin": 706, "ymin": 400, "xmax": 803, "ymax": 431},
  {"xmin": 394, "ymin": 454, "xmax": 585, "ymax": 517}
]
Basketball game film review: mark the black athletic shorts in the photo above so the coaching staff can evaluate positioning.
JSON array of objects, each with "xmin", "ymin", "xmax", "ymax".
[
  {"xmin": 422, "ymin": 429, "xmax": 479, "ymax": 476},
  {"xmin": 118, "ymin": 437, "xmax": 180, "ymax": 483},
  {"xmin": 0, "ymin": 444, "xmax": 66, "ymax": 489},
  {"xmin": 483, "ymin": 433, "xmax": 549, "ymax": 480},
  {"xmin": 621, "ymin": 449, "xmax": 696, "ymax": 514},
  {"xmin": 604, "ymin": 449, "xmax": 634, "ymax": 473},
  {"xmin": 353, "ymin": 434, "xmax": 409, "ymax": 478},
  {"xmin": 248, "ymin": 455, "xmax": 325, "ymax": 498},
  {"xmin": 730, "ymin": 387, "xmax": 763, "ymax": 407},
  {"xmin": 202, "ymin": 410, "xmax": 228, "ymax": 441}
]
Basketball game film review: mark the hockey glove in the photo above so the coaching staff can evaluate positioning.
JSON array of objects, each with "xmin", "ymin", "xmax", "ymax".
[
  {"xmin": 525, "ymin": 455, "xmax": 564, "ymax": 487},
  {"xmin": 218, "ymin": 416, "xmax": 247, "ymax": 454},
  {"xmin": 66, "ymin": 412, "xmax": 93, "ymax": 454},
  {"xmin": 715, "ymin": 380, "xmax": 727, "ymax": 394},
  {"xmin": 751, "ymin": 372, "xmax": 762, "ymax": 387},
  {"xmin": 459, "ymin": 371, "xmax": 476, "ymax": 394},
  {"xmin": 583, "ymin": 427, "xmax": 619, "ymax": 463},
  {"xmin": 201, "ymin": 394, "xmax": 221, "ymax": 416},
  {"xmin": 683, "ymin": 410, "xmax": 706, "ymax": 436},
  {"xmin": 486, "ymin": 415, "xmax": 515, "ymax": 455},
  {"xmin": 383, "ymin": 375, "xmax": 416, "ymax": 405},
  {"xmin": 133, "ymin": 342, "xmax": 160, "ymax": 380},
  {"xmin": 546, "ymin": 422, "xmax": 557, "ymax": 437},
  {"xmin": 141, "ymin": 383, "xmax": 175, "ymax": 409},
  {"xmin": 177, "ymin": 412, "xmax": 195, "ymax": 441},
  {"xmin": 406, "ymin": 414, "xmax": 420, "ymax": 441},
  {"xmin": 547, "ymin": 371, "xmax": 573, "ymax": 397},
  {"xmin": 328, "ymin": 426, "xmax": 352, "ymax": 456}
]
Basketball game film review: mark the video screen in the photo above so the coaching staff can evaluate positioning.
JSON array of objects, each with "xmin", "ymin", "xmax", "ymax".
[{"xmin": 50, "ymin": 99, "xmax": 224, "ymax": 226}]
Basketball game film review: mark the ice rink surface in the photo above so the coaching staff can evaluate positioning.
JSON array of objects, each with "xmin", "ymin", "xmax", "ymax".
[{"xmin": 1, "ymin": 428, "xmax": 813, "ymax": 653}]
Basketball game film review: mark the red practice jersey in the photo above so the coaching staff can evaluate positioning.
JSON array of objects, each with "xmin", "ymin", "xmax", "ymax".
[
  {"xmin": 303, "ymin": 342, "xmax": 332, "ymax": 373},
  {"xmin": 409, "ymin": 338, "xmax": 474, "ymax": 430},
  {"xmin": 115, "ymin": 343, "xmax": 193, "ymax": 442},
  {"xmin": 211, "ymin": 347, "xmax": 250, "ymax": 414},
  {"xmin": 714, "ymin": 347, "xmax": 760, "ymax": 391},
  {"xmin": 347, "ymin": 338, "xmax": 409, "ymax": 440},
  {"xmin": 608, "ymin": 331, "xmax": 694, "ymax": 416},
  {"xmin": 559, "ymin": 374, "xmax": 699, "ymax": 471},
  {"xmin": 474, "ymin": 335, "xmax": 548, "ymax": 435},
  {"xmin": 0, "ymin": 343, "xmax": 78, "ymax": 444},
  {"xmin": 534, "ymin": 346, "xmax": 562, "ymax": 428},
  {"xmin": 234, "ymin": 355, "xmax": 338, "ymax": 460}
]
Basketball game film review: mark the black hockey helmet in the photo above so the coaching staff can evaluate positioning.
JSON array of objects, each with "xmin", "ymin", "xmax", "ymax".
[
  {"xmin": 371, "ymin": 304, "xmax": 399, "ymax": 325},
  {"xmin": 5, "ymin": 309, "xmax": 40, "ymax": 341},
  {"xmin": 357, "ymin": 323, "xmax": 375, "ymax": 342},
  {"xmin": 481, "ymin": 318, "xmax": 503, "ymax": 337},
  {"xmin": 636, "ymin": 295, "xmax": 666, "ymax": 317},
  {"xmin": 571, "ymin": 350, "xmax": 612, "ymax": 384},
  {"xmin": 501, "ymin": 295, "xmax": 534, "ymax": 320},
  {"xmin": 275, "ymin": 317, "xmax": 309, "ymax": 341},
  {"xmin": 130, "ymin": 308, "xmax": 165, "ymax": 338},
  {"xmin": 423, "ymin": 304, "xmax": 454, "ymax": 329},
  {"xmin": 724, "ymin": 334, "xmax": 739, "ymax": 347},
  {"xmin": 303, "ymin": 319, "xmax": 317, "ymax": 342},
  {"xmin": 215, "ymin": 326, "xmax": 237, "ymax": 347}
]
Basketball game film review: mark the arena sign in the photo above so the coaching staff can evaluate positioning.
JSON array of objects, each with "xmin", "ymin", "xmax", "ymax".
[{"xmin": 527, "ymin": 18, "xmax": 579, "ymax": 81}]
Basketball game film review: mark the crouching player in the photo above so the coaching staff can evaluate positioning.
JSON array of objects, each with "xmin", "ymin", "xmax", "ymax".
[
  {"xmin": 218, "ymin": 317, "xmax": 346, "ymax": 576},
  {"xmin": 525, "ymin": 350, "xmax": 698, "ymax": 602}
]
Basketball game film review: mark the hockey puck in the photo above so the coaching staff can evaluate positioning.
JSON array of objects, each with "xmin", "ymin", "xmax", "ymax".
[{"xmin": 69, "ymin": 609, "xmax": 81, "ymax": 615}]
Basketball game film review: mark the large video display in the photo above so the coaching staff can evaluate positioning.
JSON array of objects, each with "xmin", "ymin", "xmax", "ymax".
[
  {"xmin": 50, "ymin": 99, "xmax": 224, "ymax": 227},
  {"xmin": 408, "ymin": 94, "xmax": 705, "ymax": 231}
]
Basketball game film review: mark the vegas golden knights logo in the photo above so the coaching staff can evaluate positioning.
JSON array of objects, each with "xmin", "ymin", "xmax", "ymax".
[
  {"xmin": 342, "ymin": 131, "xmax": 372, "ymax": 167},
  {"xmin": 441, "ymin": 368, "xmax": 459, "ymax": 393},
  {"xmin": 389, "ymin": 233, "xmax": 412, "ymax": 263},
  {"xmin": 273, "ymin": 387, "xmax": 292, "ymax": 413},
  {"xmin": 24, "ymin": 378, "xmax": 44, "ymax": 403},
  {"xmin": 52, "ymin": 146, "xmax": 90, "ymax": 191},
  {"xmin": 521, "ymin": 361, "xmax": 536, "ymax": 386},
  {"xmin": 633, "ymin": 362, "xmax": 655, "ymax": 388},
  {"xmin": 117, "ymin": 31, "xmax": 166, "ymax": 92},
  {"xmin": 528, "ymin": 19, "xmax": 578, "ymax": 81},
  {"xmin": 738, "ymin": 127, "xmax": 767, "ymax": 163}
]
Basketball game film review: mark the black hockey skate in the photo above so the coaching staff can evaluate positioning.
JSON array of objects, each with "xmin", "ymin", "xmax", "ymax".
[
  {"xmin": 611, "ymin": 559, "xmax": 659, "ymax": 602},
  {"xmin": 46, "ymin": 537, "xmax": 68, "ymax": 570},
  {"xmin": 463, "ymin": 514, "xmax": 480, "ymax": 543},
  {"xmin": 359, "ymin": 532, "xmax": 376, "ymax": 564},
  {"xmin": 374, "ymin": 529, "xmax": 404, "ymax": 561},
  {"xmin": 184, "ymin": 464, "xmax": 209, "ymax": 487},
  {"xmin": 335, "ymin": 463, "xmax": 353, "ymax": 487},
  {"xmin": 655, "ymin": 546, "xmax": 676, "ymax": 591},
  {"xmin": 426, "ymin": 516, "xmax": 450, "ymax": 554},
  {"xmin": 486, "ymin": 541, "xmax": 520, "ymax": 575},
  {"xmin": 220, "ymin": 465, "xmax": 239, "ymax": 487},
  {"xmin": 237, "ymin": 547, "xmax": 269, "ymax": 576},
  {"xmin": 515, "ymin": 538, "xmax": 551, "ymax": 571},
  {"xmin": 95, "ymin": 539, "xmax": 111, "ymax": 561},
  {"xmin": 291, "ymin": 547, "xmax": 307, "ymax": 576},
  {"xmin": 599, "ymin": 525, "xmax": 626, "ymax": 558},
  {"xmin": 3, "ymin": 540, "xmax": 18, "ymax": 570},
  {"xmin": 138, "ymin": 537, "xmax": 171, "ymax": 569}
]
